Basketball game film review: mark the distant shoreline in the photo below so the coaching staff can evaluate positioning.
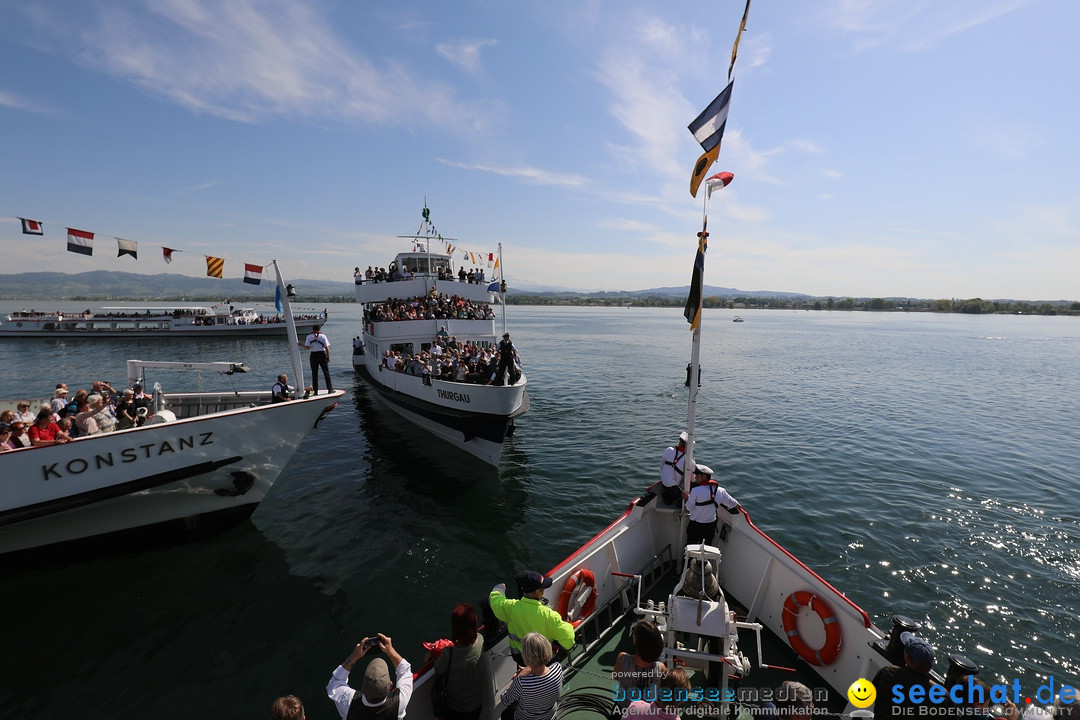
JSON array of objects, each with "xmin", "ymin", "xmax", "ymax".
[{"xmin": 4, "ymin": 294, "xmax": 1077, "ymax": 316}]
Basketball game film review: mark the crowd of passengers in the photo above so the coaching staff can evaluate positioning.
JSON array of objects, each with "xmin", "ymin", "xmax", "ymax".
[
  {"xmin": 355, "ymin": 262, "xmax": 491, "ymax": 284},
  {"xmin": 364, "ymin": 292, "xmax": 496, "ymax": 323},
  {"xmin": 0, "ymin": 380, "xmax": 155, "ymax": 451},
  {"xmin": 379, "ymin": 333, "xmax": 521, "ymax": 385}
]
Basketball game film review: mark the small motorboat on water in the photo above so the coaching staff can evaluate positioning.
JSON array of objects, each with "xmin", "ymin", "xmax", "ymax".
[
  {"xmin": 733, "ymin": 315, "xmax": 744, "ymax": 322},
  {"xmin": 0, "ymin": 263, "xmax": 344, "ymax": 560},
  {"xmin": 352, "ymin": 206, "xmax": 528, "ymax": 466},
  {"xmin": 0, "ymin": 304, "xmax": 326, "ymax": 339}
]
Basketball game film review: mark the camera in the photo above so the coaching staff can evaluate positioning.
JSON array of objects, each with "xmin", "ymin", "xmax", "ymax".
[{"xmin": 363, "ymin": 637, "xmax": 380, "ymax": 652}]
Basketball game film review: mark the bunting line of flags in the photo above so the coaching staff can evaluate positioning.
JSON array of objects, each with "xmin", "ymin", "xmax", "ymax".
[
  {"xmin": 687, "ymin": 0, "xmax": 750, "ymax": 198},
  {"xmin": 683, "ymin": 0, "xmax": 750, "ymax": 330},
  {"xmin": 13, "ymin": 216, "xmax": 268, "ymax": 285},
  {"xmin": 414, "ymin": 206, "xmax": 500, "ymax": 270}
]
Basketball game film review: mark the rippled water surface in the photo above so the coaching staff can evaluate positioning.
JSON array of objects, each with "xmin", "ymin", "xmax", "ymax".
[{"xmin": 1, "ymin": 304, "xmax": 1077, "ymax": 718}]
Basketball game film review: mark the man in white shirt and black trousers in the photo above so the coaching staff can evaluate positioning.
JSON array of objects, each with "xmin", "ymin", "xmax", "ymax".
[
  {"xmin": 301, "ymin": 324, "xmax": 333, "ymax": 395},
  {"xmin": 684, "ymin": 464, "xmax": 740, "ymax": 547}
]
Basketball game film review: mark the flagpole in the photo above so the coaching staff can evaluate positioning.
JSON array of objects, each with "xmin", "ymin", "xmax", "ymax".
[
  {"xmin": 681, "ymin": 173, "xmax": 733, "ymax": 501},
  {"xmin": 682, "ymin": 201, "xmax": 708, "ymax": 498},
  {"xmin": 498, "ymin": 242, "xmax": 506, "ymax": 336},
  {"xmin": 272, "ymin": 260, "xmax": 305, "ymax": 397}
]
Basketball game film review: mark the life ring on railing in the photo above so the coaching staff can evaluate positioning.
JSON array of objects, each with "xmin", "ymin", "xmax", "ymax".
[
  {"xmin": 782, "ymin": 590, "xmax": 842, "ymax": 666},
  {"xmin": 367, "ymin": 322, "xmax": 375, "ymax": 335},
  {"xmin": 557, "ymin": 568, "xmax": 597, "ymax": 627}
]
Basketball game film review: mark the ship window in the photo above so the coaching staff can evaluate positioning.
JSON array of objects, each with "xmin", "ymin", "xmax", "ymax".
[{"xmin": 390, "ymin": 342, "xmax": 414, "ymax": 355}]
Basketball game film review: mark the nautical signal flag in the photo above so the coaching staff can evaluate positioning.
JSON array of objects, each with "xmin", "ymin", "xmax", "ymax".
[
  {"xmin": 683, "ymin": 227, "xmax": 708, "ymax": 330},
  {"xmin": 206, "ymin": 255, "xmax": 224, "ymax": 278},
  {"xmin": 20, "ymin": 218, "xmax": 44, "ymax": 235},
  {"xmin": 163, "ymin": 247, "xmax": 177, "ymax": 264},
  {"xmin": 706, "ymin": 171, "xmax": 734, "ymax": 199},
  {"xmin": 243, "ymin": 263, "xmax": 263, "ymax": 285},
  {"xmin": 688, "ymin": 80, "xmax": 733, "ymax": 197},
  {"xmin": 67, "ymin": 228, "xmax": 94, "ymax": 256},
  {"xmin": 117, "ymin": 237, "xmax": 138, "ymax": 259}
]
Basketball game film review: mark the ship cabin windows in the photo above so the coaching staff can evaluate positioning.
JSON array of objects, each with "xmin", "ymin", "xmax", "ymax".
[
  {"xmin": 395, "ymin": 254, "xmax": 451, "ymax": 277},
  {"xmin": 390, "ymin": 342, "xmax": 414, "ymax": 355}
]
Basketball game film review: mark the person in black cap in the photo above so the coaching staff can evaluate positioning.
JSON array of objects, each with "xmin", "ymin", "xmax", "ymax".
[
  {"xmin": 494, "ymin": 332, "xmax": 518, "ymax": 386},
  {"xmin": 489, "ymin": 571, "xmax": 576, "ymax": 665},
  {"xmin": 301, "ymin": 324, "xmax": 333, "ymax": 395},
  {"xmin": 871, "ymin": 631, "xmax": 936, "ymax": 720},
  {"xmin": 131, "ymin": 383, "xmax": 153, "ymax": 424},
  {"xmin": 326, "ymin": 633, "xmax": 413, "ymax": 719}
]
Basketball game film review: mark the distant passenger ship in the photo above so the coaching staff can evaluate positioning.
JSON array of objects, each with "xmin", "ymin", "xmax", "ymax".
[{"xmin": 0, "ymin": 305, "xmax": 325, "ymax": 339}]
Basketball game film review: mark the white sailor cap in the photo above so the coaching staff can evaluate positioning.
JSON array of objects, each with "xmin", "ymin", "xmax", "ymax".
[{"xmin": 694, "ymin": 464, "xmax": 714, "ymax": 476}]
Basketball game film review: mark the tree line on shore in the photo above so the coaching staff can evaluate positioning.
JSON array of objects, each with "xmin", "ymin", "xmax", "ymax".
[{"xmin": 502, "ymin": 294, "xmax": 1080, "ymax": 315}]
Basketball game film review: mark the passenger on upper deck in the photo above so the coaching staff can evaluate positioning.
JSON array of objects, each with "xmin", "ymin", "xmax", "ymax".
[
  {"xmin": 29, "ymin": 407, "xmax": 71, "ymax": 446},
  {"xmin": 0, "ymin": 424, "xmax": 14, "ymax": 452},
  {"xmin": 15, "ymin": 401, "xmax": 35, "ymax": 425},
  {"xmin": 115, "ymin": 390, "xmax": 138, "ymax": 429},
  {"xmin": 10, "ymin": 421, "xmax": 31, "ymax": 448},
  {"xmin": 50, "ymin": 386, "xmax": 69, "ymax": 415}
]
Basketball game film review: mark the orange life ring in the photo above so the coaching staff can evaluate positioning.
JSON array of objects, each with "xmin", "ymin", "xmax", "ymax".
[
  {"xmin": 557, "ymin": 568, "xmax": 597, "ymax": 628},
  {"xmin": 782, "ymin": 590, "xmax": 842, "ymax": 666}
]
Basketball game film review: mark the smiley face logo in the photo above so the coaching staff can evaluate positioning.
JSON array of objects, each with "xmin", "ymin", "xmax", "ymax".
[{"xmin": 848, "ymin": 678, "xmax": 876, "ymax": 708}]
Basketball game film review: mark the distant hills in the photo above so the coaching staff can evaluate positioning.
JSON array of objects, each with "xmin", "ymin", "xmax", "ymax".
[
  {"xmin": 0, "ymin": 271, "xmax": 1072, "ymax": 306},
  {"xmin": 0, "ymin": 271, "xmax": 351, "ymax": 302},
  {"xmin": 0, "ymin": 271, "xmax": 814, "ymax": 302}
]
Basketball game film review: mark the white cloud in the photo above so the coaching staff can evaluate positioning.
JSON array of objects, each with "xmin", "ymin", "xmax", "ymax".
[
  {"xmin": 54, "ymin": 0, "xmax": 490, "ymax": 134},
  {"xmin": 436, "ymin": 38, "xmax": 498, "ymax": 75},
  {"xmin": 436, "ymin": 158, "xmax": 589, "ymax": 187},
  {"xmin": 0, "ymin": 89, "xmax": 51, "ymax": 114}
]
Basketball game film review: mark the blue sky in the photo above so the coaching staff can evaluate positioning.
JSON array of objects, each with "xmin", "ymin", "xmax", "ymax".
[{"xmin": 2, "ymin": 0, "xmax": 1077, "ymax": 300}]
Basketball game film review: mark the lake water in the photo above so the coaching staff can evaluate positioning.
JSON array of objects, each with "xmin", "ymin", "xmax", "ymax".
[{"xmin": 0, "ymin": 304, "xmax": 1077, "ymax": 719}]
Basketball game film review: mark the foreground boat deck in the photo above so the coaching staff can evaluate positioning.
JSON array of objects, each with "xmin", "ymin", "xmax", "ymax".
[{"xmin": 554, "ymin": 546, "xmax": 850, "ymax": 719}]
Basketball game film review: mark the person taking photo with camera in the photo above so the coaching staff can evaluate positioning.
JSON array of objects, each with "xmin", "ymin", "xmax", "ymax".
[{"xmin": 327, "ymin": 633, "xmax": 413, "ymax": 719}]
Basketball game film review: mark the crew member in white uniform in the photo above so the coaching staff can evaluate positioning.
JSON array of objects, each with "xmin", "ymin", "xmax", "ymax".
[
  {"xmin": 301, "ymin": 324, "xmax": 333, "ymax": 395},
  {"xmin": 659, "ymin": 432, "xmax": 688, "ymax": 505},
  {"xmin": 684, "ymin": 464, "xmax": 739, "ymax": 547}
]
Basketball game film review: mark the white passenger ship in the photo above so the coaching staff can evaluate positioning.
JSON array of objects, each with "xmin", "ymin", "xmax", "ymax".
[
  {"xmin": 352, "ymin": 209, "xmax": 528, "ymax": 465},
  {"xmin": 0, "ymin": 304, "xmax": 325, "ymax": 339},
  {"xmin": 0, "ymin": 263, "xmax": 344, "ymax": 559}
]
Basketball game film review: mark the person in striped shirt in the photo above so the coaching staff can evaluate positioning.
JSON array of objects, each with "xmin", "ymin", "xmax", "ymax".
[{"xmin": 500, "ymin": 633, "xmax": 563, "ymax": 720}]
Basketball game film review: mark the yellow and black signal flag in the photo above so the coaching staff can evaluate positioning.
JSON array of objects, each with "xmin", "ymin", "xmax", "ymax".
[
  {"xmin": 205, "ymin": 255, "xmax": 224, "ymax": 278},
  {"xmin": 729, "ymin": 0, "xmax": 752, "ymax": 81},
  {"xmin": 683, "ymin": 225, "xmax": 709, "ymax": 330},
  {"xmin": 690, "ymin": 146, "xmax": 720, "ymax": 199},
  {"xmin": 688, "ymin": 80, "xmax": 733, "ymax": 197}
]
